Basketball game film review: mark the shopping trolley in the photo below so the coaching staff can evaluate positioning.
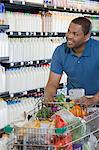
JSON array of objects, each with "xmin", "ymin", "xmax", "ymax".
[{"xmin": 7, "ymin": 97, "xmax": 99, "ymax": 150}]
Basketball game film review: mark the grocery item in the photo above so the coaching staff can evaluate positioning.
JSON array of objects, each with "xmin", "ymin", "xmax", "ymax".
[{"xmin": 70, "ymin": 104, "xmax": 87, "ymax": 118}]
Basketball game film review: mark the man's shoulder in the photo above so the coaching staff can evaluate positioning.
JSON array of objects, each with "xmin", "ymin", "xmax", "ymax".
[
  {"xmin": 55, "ymin": 42, "xmax": 68, "ymax": 53},
  {"xmin": 90, "ymin": 38, "xmax": 99, "ymax": 46}
]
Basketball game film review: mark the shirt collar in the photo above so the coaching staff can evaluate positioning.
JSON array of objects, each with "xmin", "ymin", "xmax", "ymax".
[{"xmin": 82, "ymin": 38, "xmax": 91, "ymax": 57}]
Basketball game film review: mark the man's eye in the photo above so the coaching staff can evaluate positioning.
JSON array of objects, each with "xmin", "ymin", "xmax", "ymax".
[{"xmin": 74, "ymin": 33, "xmax": 79, "ymax": 36}]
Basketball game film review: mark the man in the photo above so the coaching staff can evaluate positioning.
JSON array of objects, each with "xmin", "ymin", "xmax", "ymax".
[{"xmin": 44, "ymin": 17, "xmax": 99, "ymax": 106}]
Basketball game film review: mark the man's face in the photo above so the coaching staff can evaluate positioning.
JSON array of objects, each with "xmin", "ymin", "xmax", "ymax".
[{"xmin": 66, "ymin": 22, "xmax": 88, "ymax": 49}]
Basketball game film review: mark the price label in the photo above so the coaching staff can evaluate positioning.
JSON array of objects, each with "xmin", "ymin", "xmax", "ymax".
[
  {"xmin": 10, "ymin": 0, "xmax": 13, "ymax": 3},
  {"xmin": 21, "ymin": 62, "xmax": 24, "ymax": 66},
  {"xmin": 55, "ymin": 32, "xmax": 57, "ymax": 35},
  {"xmin": 93, "ymin": 32, "xmax": 96, "ymax": 36},
  {"xmin": 18, "ymin": 32, "xmax": 21, "ymax": 36},
  {"xmin": 44, "ymin": 4, "xmax": 47, "ymax": 8},
  {"xmin": 54, "ymin": 6, "xmax": 56, "ymax": 9},
  {"xmin": 78, "ymin": 9, "xmax": 81, "ymax": 12},
  {"xmin": 37, "ymin": 88, "xmax": 40, "ymax": 92},
  {"xmin": 74, "ymin": 8, "xmax": 77, "ymax": 11},
  {"xmin": 26, "ymin": 32, "xmax": 29, "ymax": 36},
  {"xmin": 23, "ymin": 91, "xmax": 27, "ymax": 95},
  {"xmin": 41, "ymin": 32, "xmax": 43, "ymax": 36},
  {"xmin": 10, "ymin": 32, "xmax": 13, "ymax": 35},
  {"xmin": 10, "ymin": 62, "xmax": 14, "ymax": 66},
  {"xmin": 30, "ymin": 61, "xmax": 33, "ymax": 64},
  {"xmin": 70, "ymin": 8, "xmax": 72, "ymax": 11},
  {"xmin": 22, "ymin": 1, "xmax": 25, "ymax": 5},
  {"xmin": 45, "ymin": 32, "xmax": 48, "ymax": 36},
  {"xmin": 34, "ymin": 32, "xmax": 36, "ymax": 36},
  {"xmin": 10, "ymin": 93, "xmax": 14, "ymax": 98},
  {"xmin": 37, "ymin": 60, "xmax": 39, "ymax": 64}
]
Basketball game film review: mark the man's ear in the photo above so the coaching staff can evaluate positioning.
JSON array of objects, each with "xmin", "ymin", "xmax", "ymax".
[{"xmin": 85, "ymin": 32, "xmax": 91, "ymax": 42}]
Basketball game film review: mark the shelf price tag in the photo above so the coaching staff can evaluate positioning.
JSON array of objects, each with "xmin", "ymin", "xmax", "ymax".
[
  {"xmin": 10, "ymin": 32, "xmax": 13, "ymax": 35},
  {"xmin": 23, "ymin": 91, "xmax": 27, "ymax": 95},
  {"xmin": 10, "ymin": 93, "xmax": 14, "ymax": 98},
  {"xmin": 10, "ymin": 0, "xmax": 13, "ymax": 3},
  {"xmin": 55, "ymin": 32, "xmax": 57, "ymax": 36},
  {"xmin": 18, "ymin": 32, "xmax": 21, "ymax": 36},
  {"xmin": 86, "ymin": 9, "xmax": 89, "ymax": 12},
  {"xmin": 34, "ymin": 32, "xmax": 36, "ymax": 36},
  {"xmin": 93, "ymin": 32, "xmax": 96, "ymax": 36},
  {"xmin": 45, "ymin": 32, "xmax": 48, "ymax": 36},
  {"xmin": 30, "ymin": 61, "xmax": 33, "ymax": 65},
  {"xmin": 74, "ymin": 8, "xmax": 77, "ymax": 11},
  {"xmin": 54, "ymin": 6, "xmax": 57, "ymax": 9},
  {"xmin": 44, "ymin": 4, "xmax": 47, "ymax": 8},
  {"xmin": 37, "ymin": 60, "xmax": 39, "ymax": 64},
  {"xmin": 26, "ymin": 32, "xmax": 29, "ymax": 36},
  {"xmin": 70, "ymin": 8, "xmax": 72, "ymax": 11},
  {"xmin": 10, "ymin": 63, "xmax": 14, "ymax": 67},
  {"xmin": 78, "ymin": 9, "xmax": 81, "ymax": 12},
  {"xmin": 41, "ymin": 32, "xmax": 43, "ymax": 36},
  {"xmin": 37, "ymin": 88, "xmax": 40, "ymax": 92},
  {"xmin": 21, "ymin": 62, "xmax": 24, "ymax": 66},
  {"xmin": 22, "ymin": 1, "xmax": 25, "ymax": 5}
]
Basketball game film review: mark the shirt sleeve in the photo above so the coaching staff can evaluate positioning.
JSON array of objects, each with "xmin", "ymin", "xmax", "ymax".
[{"xmin": 50, "ymin": 46, "xmax": 63, "ymax": 75}]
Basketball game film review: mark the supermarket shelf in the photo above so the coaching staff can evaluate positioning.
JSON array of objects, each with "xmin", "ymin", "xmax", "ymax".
[
  {"xmin": 6, "ymin": 31, "xmax": 66, "ymax": 37},
  {"xmin": 1, "ymin": 83, "xmax": 64, "ymax": 99},
  {"xmin": 6, "ymin": 31, "xmax": 99, "ymax": 38},
  {"xmin": 1, "ymin": 1, "xmax": 43, "ymax": 14},
  {"xmin": 0, "ymin": 57, "xmax": 9, "ymax": 62},
  {"xmin": 0, "ymin": 92, "xmax": 9, "ymax": 98},
  {"xmin": 0, "ymin": 25, "xmax": 9, "ymax": 32},
  {"xmin": 91, "ymin": 32, "xmax": 99, "ymax": 36},
  {"xmin": 2, "ymin": 88, "xmax": 44, "ymax": 99},
  {"xmin": 1, "ymin": 59, "xmax": 51, "ymax": 68},
  {"xmin": 1, "ymin": 0, "xmax": 99, "ymax": 15}
]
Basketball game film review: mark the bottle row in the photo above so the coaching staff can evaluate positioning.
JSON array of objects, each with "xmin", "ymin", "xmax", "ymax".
[
  {"xmin": 0, "ymin": 34, "xmax": 65, "ymax": 62},
  {"xmin": 5, "ymin": 11, "xmax": 80, "ymax": 32},
  {"xmin": 5, "ymin": 11, "xmax": 99, "ymax": 32},
  {"xmin": 2, "ymin": 11, "xmax": 99, "ymax": 32},
  {"xmin": 0, "ymin": 97, "xmax": 39, "ymax": 129},
  {"xmin": 0, "ymin": 11, "xmax": 99, "ymax": 32},
  {"xmin": 0, "ymin": 65, "xmax": 67, "ymax": 94}
]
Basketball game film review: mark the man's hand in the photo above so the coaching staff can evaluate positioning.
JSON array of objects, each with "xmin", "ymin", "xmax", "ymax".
[
  {"xmin": 75, "ymin": 96, "xmax": 94, "ymax": 107},
  {"xmin": 75, "ymin": 92, "xmax": 99, "ymax": 106}
]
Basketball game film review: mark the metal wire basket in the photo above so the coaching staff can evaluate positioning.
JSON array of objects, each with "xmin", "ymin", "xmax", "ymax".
[{"xmin": 7, "ymin": 97, "xmax": 99, "ymax": 150}]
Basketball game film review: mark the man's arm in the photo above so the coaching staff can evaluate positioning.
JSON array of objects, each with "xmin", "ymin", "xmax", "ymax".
[{"xmin": 44, "ymin": 71, "xmax": 62, "ymax": 101}]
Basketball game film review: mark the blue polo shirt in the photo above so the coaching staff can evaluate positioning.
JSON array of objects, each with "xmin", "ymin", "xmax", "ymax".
[{"xmin": 51, "ymin": 38, "xmax": 99, "ymax": 95}]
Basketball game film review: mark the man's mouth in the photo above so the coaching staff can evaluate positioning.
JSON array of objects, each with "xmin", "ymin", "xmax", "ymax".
[{"xmin": 67, "ymin": 40, "xmax": 73, "ymax": 45}]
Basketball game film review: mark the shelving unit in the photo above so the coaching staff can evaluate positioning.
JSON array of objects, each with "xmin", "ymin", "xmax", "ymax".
[
  {"xmin": 0, "ymin": 25, "xmax": 9, "ymax": 32},
  {"xmin": 1, "ymin": 1, "xmax": 99, "ymax": 99},
  {"xmin": 6, "ymin": 31, "xmax": 66, "ymax": 37},
  {"xmin": 1, "ymin": 0, "xmax": 99, "ymax": 15},
  {"xmin": 0, "ymin": 0, "xmax": 98, "ymax": 98},
  {"xmin": 1, "ymin": 59, "xmax": 51, "ymax": 70},
  {"xmin": 0, "ymin": 25, "xmax": 9, "ymax": 62}
]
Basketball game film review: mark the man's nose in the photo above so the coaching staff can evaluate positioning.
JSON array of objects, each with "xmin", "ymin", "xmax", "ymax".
[{"xmin": 67, "ymin": 32, "xmax": 74, "ymax": 39}]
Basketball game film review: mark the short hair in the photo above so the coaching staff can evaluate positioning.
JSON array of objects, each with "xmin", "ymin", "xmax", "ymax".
[{"xmin": 71, "ymin": 17, "xmax": 92, "ymax": 35}]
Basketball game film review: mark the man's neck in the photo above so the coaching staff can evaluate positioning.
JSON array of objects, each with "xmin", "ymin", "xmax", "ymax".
[{"xmin": 73, "ymin": 43, "xmax": 86, "ymax": 57}]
